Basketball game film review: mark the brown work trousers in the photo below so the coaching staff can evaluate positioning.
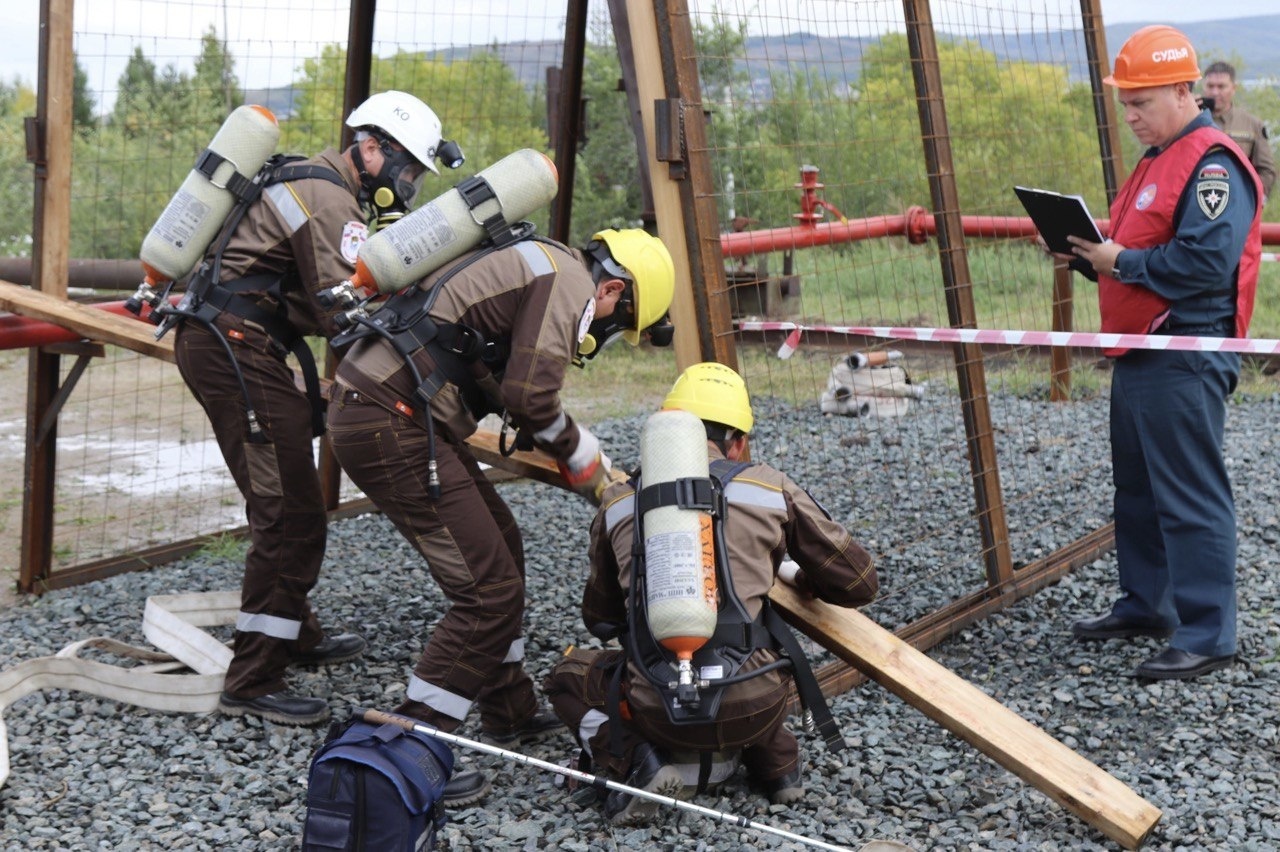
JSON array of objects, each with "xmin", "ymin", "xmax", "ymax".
[
  {"xmin": 326, "ymin": 392, "xmax": 537, "ymax": 734},
  {"xmin": 544, "ymin": 648, "xmax": 799, "ymax": 783},
  {"xmin": 175, "ymin": 321, "xmax": 326, "ymax": 697}
]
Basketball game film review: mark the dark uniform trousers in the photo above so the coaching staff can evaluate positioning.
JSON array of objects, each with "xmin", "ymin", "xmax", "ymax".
[
  {"xmin": 1110, "ymin": 343, "xmax": 1239, "ymax": 657},
  {"xmin": 544, "ymin": 648, "xmax": 798, "ymax": 783},
  {"xmin": 174, "ymin": 321, "xmax": 325, "ymax": 697},
  {"xmin": 326, "ymin": 393, "xmax": 538, "ymax": 734}
]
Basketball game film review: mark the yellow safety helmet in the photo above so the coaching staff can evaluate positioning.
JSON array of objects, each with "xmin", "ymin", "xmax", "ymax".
[
  {"xmin": 662, "ymin": 362, "xmax": 754, "ymax": 435},
  {"xmin": 591, "ymin": 228, "xmax": 676, "ymax": 345}
]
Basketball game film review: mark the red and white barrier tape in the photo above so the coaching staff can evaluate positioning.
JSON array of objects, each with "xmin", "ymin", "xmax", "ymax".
[
  {"xmin": 738, "ymin": 321, "xmax": 1280, "ymax": 358},
  {"xmin": 1262, "ymin": 252, "xmax": 1277, "ymax": 262}
]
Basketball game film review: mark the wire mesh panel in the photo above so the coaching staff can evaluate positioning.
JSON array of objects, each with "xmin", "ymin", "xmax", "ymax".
[{"xmin": 684, "ymin": 0, "xmax": 1117, "ymax": 629}]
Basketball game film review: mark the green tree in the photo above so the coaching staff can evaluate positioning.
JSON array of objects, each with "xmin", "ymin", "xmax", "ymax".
[
  {"xmin": 0, "ymin": 79, "xmax": 36, "ymax": 256},
  {"xmin": 72, "ymin": 54, "xmax": 96, "ymax": 133}
]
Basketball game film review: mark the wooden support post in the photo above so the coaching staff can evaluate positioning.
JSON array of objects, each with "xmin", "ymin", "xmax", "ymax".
[
  {"xmin": 623, "ymin": 0, "xmax": 738, "ymax": 372},
  {"xmin": 769, "ymin": 583, "xmax": 1161, "ymax": 850},
  {"xmin": 20, "ymin": 0, "xmax": 76, "ymax": 594},
  {"xmin": 902, "ymin": 0, "xmax": 1013, "ymax": 590}
]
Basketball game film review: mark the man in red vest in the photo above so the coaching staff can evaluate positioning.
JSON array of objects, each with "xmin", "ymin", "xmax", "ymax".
[{"xmin": 1065, "ymin": 26, "xmax": 1262, "ymax": 680}]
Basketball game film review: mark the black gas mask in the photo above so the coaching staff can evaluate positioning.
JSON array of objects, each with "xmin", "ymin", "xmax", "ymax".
[
  {"xmin": 574, "ymin": 243, "xmax": 674, "ymax": 365},
  {"xmin": 353, "ymin": 132, "xmax": 427, "ymax": 231}
]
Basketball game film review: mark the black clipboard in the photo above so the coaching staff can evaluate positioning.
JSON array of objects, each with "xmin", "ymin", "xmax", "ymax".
[{"xmin": 1014, "ymin": 186, "xmax": 1105, "ymax": 254}]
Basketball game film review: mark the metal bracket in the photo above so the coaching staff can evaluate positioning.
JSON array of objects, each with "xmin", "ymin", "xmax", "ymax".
[
  {"xmin": 34, "ymin": 349, "xmax": 97, "ymax": 446},
  {"xmin": 654, "ymin": 98, "xmax": 687, "ymax": 179}
]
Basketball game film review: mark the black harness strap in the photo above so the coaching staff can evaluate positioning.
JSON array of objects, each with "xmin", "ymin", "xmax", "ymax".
[{"xmin": 198, "ymin": 279, "xmax": 326, "ymax": 438}]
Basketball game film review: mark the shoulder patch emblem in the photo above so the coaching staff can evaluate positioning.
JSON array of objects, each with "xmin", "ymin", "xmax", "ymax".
[
  {"xmin": 341, "ymin": 221, "xmax": 368, "ymax": 265},
  {"xmin": 1196, "ymin": 178, "xmax": 1230, "ymax": 220},
  {"xmin": 1198, "ymin": 163, "xmax": 1230, "ymax": 181},
  {"xmin": 577, "ymin": 298, "xmax": 596, "ymax": 345},
  {"xmin": 1135, "ymin": 183, "xmax": 1158, "ymax": 211}
]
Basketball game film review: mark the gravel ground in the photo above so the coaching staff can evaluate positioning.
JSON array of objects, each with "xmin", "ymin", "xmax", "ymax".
[{"xmin": 2, "ymin": 389, "xmax": 1279, "ymax": 851}]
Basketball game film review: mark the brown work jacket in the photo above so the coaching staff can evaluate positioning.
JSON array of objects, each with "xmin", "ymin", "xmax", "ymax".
[
  {"xmin": 1214, "ymin": 106, "xmax": 1276, "ymax": 200},
  {"xmin": 212, "ymin": 148, "xmax": 366, "ymax": 338},
  {"xmin": 335, "ymin": 239, "xmax": 598, "ymax": 464},
  {"xmin": 584, "ymin": 446, "xmax": 878, "ymax": 714}
]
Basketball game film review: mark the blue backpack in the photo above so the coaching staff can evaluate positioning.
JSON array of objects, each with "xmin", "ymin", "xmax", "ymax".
[{"xmin": 302, "ymin": 716, "xmax": 454, "ymax": 852}]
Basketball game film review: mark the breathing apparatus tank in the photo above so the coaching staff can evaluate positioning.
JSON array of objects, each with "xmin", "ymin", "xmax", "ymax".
[
  {"xmin": 348, "ymin": 148, "xmax": 559, "ymax": 294},
  {"xmin": 139, "ymin": 104, "xmax": 281, "ymax": 286},
  {"xmin": 639, "ymin": 408, "xmax": 719, "ymax": 702}
]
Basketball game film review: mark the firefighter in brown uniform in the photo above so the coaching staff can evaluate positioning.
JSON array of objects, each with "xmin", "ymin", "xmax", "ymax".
[
  {"xmin": 1202, "ymin": 61, "xmax": 1275, "ymax": 203},
  {"xmin": 326, "ymin": 228, "xmax": 676, "ymax": 804},
  {"xmin": 544, "ymin": 363, "xmax": 879, "ymax": 824},
  {"xmin": 174, "ymin": 91, "xmax": 459, "ymax": 726}
]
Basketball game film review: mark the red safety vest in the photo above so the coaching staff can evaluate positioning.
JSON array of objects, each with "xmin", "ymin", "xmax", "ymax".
[{"xmin": 1100, "ymin": 124, "xmax": 1261, "ymax": 356}]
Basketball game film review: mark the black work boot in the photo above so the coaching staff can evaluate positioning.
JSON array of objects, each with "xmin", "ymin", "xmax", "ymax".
[
  {"xmin": 480, "ymin": 708, "xmax": 563, "ymax": 747},
  {"xmin": 761, "ymin": 766, "xmax": 805, "ymax": 804},
  {"xmin": 217, "ymin": 690, "xmax": 330, "ymax": 725},
  {"xmin": 603, "ymin": 741, "xmax": 684, "ymax": 825},
  {"xmin": 442, "ymin": 769, "xmax": 492, "ymax": 807},
  {"xmin": 292, "ymin": 633, "xmax": 367, "ymax": 666}
]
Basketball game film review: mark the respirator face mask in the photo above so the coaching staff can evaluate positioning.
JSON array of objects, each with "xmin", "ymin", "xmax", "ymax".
[{"xmin": 357, "ymin": 135, "xmax": 426, "ymax": 230}]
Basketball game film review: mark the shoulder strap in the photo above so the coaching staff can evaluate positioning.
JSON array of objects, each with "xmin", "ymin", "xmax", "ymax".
[{"xmin": 267, "ymin": 161, "xmax": 348, "ymax": 190}]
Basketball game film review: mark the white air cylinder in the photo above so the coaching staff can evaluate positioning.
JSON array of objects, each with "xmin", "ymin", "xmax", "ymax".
[
  {"xmin": 139, "ymin": 104, "xmax": 280, "ymax": 284},
  {"xmin": 640, "ymin": 408, "xmax": 718, "ymax": 660},
  {"xmin": 351, "ymin": 148, "xmax": 559, "ymax": 294}
]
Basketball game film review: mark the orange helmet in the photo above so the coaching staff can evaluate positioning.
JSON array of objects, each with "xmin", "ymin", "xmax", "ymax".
[{"xmin": 1104, "ymin": 25, "xmax": 1200, "ymax": 89}]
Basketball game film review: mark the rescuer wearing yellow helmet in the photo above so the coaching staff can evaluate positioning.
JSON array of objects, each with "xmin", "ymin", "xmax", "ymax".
[
  {"xmin": 326, "ymin": 226, "xmax": 675, "ymax": 805},
  {"xmin": 1063, "ymin": 26, "xmax": 1262, "ymax": 680},
  {"xmin": 544, "ymin": 362, "xmax": 879, "ymax": 823}
]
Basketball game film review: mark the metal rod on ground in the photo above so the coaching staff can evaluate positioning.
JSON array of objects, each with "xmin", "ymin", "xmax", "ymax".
[{"xmin": 361, "ymin": 708, "xmax": 854, "ymax": 852}]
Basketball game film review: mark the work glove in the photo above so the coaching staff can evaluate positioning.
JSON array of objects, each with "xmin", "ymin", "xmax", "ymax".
[
  {"xmin": 776, "ymin": 559, "xmax": 814, "ymax": 599},
  {"xmin": 557, "ymin": 425, "xmax": 615, "ymax": 506}
]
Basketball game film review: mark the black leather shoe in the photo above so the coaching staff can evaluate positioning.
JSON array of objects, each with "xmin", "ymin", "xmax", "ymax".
[
  {"xmin": 1133, "ymin": 647, "xmax": 1235, "ymax": 680},
  {"xmin": 442, "ymin": 769, "xmax": 491, "ymax": 807},
  {"xmin": 480, "ymin": 708, "xmax": 563, "ymax": 747},
  {"xmin": 217, "ymin": 690, "xmax": 329, "ymax": 725},
  {"xmin": 761, "ymin": 766, "xmax": 805, "ymax": 805},
  {"xmin": 603, "ymin": 741, "xmax": 684, "ymax": 825},
  {"xmin": 292, "ymin": 633, "xmax": 367, "ymax": 667},
  {"xmin": 1072, "ymin": 612, "xmax": 1173, "ymax": 641}
]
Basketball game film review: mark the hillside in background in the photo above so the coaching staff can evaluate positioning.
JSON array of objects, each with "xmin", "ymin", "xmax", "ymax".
[{"xmin": 246, "ymin": 14, "xmax": 1280, "ymax": 118}]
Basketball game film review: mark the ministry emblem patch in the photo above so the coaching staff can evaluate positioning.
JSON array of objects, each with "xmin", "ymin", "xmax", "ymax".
[{"xmin": 1195, "ymin": 178, "xmax": 1230, "ymax": 220}]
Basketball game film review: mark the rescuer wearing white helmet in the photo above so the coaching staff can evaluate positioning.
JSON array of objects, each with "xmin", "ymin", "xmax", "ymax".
[
  {"xmin": 326, "ymin": 226, "xmax": 677, "ymax": 806},
  {"xmin": 543, "ymin": 363, "xmax": 879, "ymax": 824},
  {"xmin": 172, "ymin": 90, "xmax": 459, "ymax": 730},
  {"xmin": 1062, "ymin": 26, "xmax": 1261, "ymax": 680}
]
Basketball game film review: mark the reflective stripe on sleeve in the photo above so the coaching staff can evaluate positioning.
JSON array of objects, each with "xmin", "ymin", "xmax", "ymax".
[
  {"xmin": 604, "ymin": 493, "xmax": 635, "ymax": 532},
  {"xmin": 265, "ymin": 182, "xmax": 310, "ymax": 234},
  {"xmin": 533, "ymin": 411, "xmax": 568, "ymax": 444},
  {"xmin": 513, "ymin": 240, "xmax": 557, "ymax": 277},
  {"xmin": 724, "ymin": 479, "xmax": 786, "ymax": 512}
]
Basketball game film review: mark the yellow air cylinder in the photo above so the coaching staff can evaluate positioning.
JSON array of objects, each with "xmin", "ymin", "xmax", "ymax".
[
  {"xmin": 350, "ymin": 148, "xmax": 559, "ymax": 294},
  {"xmin": 139, "ymin": 104, "xmax": 280, "ymax": 285},
  {"xmin": 640, "ymin": 408, "xmax": 718, "ymax": 674}
]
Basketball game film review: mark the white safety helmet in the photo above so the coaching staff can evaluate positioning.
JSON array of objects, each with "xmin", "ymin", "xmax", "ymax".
[{"xmin": 346, "ymin": 90, "xmax": 444, "ymax": 175}]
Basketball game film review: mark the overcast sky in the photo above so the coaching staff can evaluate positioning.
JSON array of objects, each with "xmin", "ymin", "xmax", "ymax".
[{"xmin": 1, "ymin": 1, "xmax": 1275, "ymax": 102}]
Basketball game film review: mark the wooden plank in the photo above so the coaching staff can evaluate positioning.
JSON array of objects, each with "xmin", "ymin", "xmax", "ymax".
[
  {"xmin": 768, "ymin": 583, "xmax": 1161, "ymax": 849},
  {"xmin": 0, "ymin": 281, "xmax": 175, "ymax": 362}
]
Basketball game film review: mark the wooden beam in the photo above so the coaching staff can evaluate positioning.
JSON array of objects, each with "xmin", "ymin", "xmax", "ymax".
[
  {"xmin": 0, "ymin": 281, "xmax": 175, "ymax": 362},
  {"xmin": 769, "ymin": 583, "xmax": 1161, "ymax": 850}
]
